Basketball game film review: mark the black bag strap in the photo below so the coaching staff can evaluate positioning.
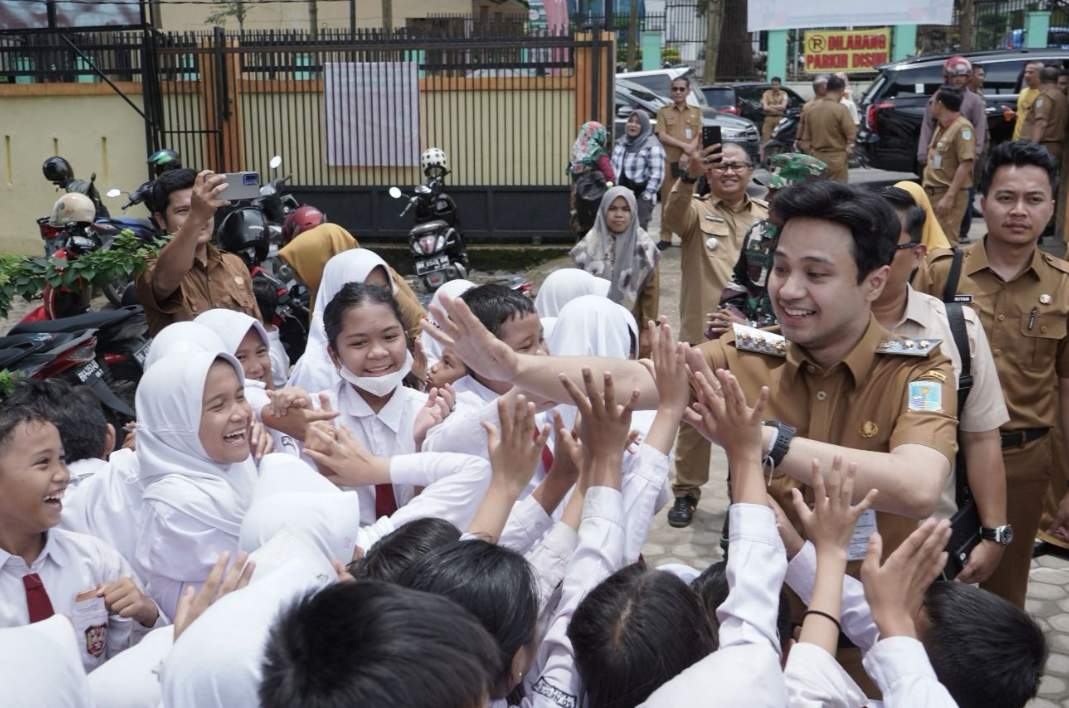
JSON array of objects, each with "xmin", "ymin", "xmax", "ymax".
[
  {"xmin": 942, "ymin": 249, "xmax": 974, "ymax": 506},
  {"xmin": 943, "ymin": 248, "xmax": 964, "ymax": 305}
]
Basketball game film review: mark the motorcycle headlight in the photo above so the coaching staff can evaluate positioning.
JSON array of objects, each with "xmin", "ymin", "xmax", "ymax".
[{"xmin": 419, "ymin": 235, "xmax": 438, "ymax": 255}]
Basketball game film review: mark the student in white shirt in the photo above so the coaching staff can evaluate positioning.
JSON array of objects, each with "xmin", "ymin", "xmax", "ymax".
[
  {"xmin": 288, "ymin": 247, "xmax": 399, "ymax": 395},
  {"xmin": 259, "ymin": 580, "xmax": 502, "ymax": 708},
  {"xmin": 195, "ymin": 308, "xmax": 303, "ymax": 456},
  {"xmin": 533, "ymin": 267, "xmax": 610, "ymax": 318},
  {"xmin": 0, "ymin": 615, "xmax": 92, "ymax": 708},
  {"xmin": 250, "ymin": 275, "xmax": 293, "ymax": 388},
  {"xmin": 0, "ymin": 395, "xmax": 163, "ymax": 672},
  {"xmin": 135, "ymin": 351, "xmax": 260, "ymax": 618},
  {"xmin": 349, "ymin": 516, "xmax": 460, "ymax": 582},
  {"xmin": 299, "ymin": 281, "xmax": 455, "ymax": 524},
  {"xmin": 777, "ymin": 498, "xmax": 1047, "ymax": 707}
]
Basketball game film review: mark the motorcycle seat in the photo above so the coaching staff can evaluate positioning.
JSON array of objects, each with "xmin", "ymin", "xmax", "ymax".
[
  {"xmin": 0, "ymin": 339, "xmax": 47, "ymax": 368},
  {"xmin": 410, "ymin": 220, "xmax": 450, "ymax": 237},
  {"xmin": 9, "ymin": 305, "xmax": 142, "ymax": 336}
]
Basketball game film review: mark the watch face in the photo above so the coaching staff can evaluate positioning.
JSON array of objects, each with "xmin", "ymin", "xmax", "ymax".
[{"xmin": 999, "ymin": 526, "xmax": 1014, "ymax": 544}]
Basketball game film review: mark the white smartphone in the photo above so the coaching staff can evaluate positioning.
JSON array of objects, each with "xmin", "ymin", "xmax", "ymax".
[{"xmin": 219, "ymin": 171, "xmax": 261, "ymax": 201}]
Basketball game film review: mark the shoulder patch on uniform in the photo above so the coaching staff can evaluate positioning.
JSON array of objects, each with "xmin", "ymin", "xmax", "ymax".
[
  {"xmin": 908, "ymin": 380, "xmax": 944, "ymax": 413},
  {"xmin": 732, "ymin": 323, "xmax": 787, "ymax": 357},
  {"xmin": 876, "ymin": 337, "xmax": 942, "ymax": 357},
  {"xmin": 962, "ymin": 128, "xmax": 972, "ymax": 140},
  {"xmin": 532, "ymin": 677, "xmax": 577, "ymax": 708},
  {"xmin": 1042, "ymin": 251, "xmax": 1069, "ymax": 275}
]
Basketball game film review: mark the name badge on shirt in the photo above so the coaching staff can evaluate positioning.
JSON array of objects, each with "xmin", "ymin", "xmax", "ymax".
[
  {"xmin": 685, "ymin": 127, "xmax": 694, "ymax": 140},
  {"xmin": 953, "ymin": 294, "xmax": 973, "ymax": 304},
  {"xmin": 72, "ymin": 592, "xmax": 108, "ymax": 663},
  {"xmin": 931, "ymin": 153, "xmax": 943, "ymax": 170},
  {"xmin": 848, "ymin": 509, "xmax": 878, "ymax": 561}
]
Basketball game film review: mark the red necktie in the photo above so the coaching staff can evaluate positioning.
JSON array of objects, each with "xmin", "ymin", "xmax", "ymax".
[
  {"xmin": 22, "ymin": 573, "xmax": 55, "ymax": 623},
  {"xmin": 537, "ymin": 430, "xmax": 554, "ymax": 473},
  {"xmin": 375, "ymin": 484, "xmax": 398, "ymax": 519}
]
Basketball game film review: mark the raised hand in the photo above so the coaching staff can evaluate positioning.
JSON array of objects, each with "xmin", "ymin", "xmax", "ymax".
[
  {"xmin": 559, "ymin": 368, "xmax": 638, "ymax": 489},
  {"xmin": 424, "ymin": 295, "xmax": 520, "ymax": 383},
  {"xmin": 684, "ymin": 368, "xmax": 769, "ymax": 459},
  {"xmin": 249, "ymin": 420, "xmax": 273, "ymax": 461},
  {"xmin": 482, "ymin": 394, "xmax": 550, "ymax": 497},
  {"xmin": 861, "ymin": 518, "xmax": 951, "ymax": 639},
  {"xmin": 264, "ymin": 386, "xmax": 313, "ymax": 418},
  {"xmin": 173, "ymin": 551, "xmax": 254, "ymax": 641},
  {"xmin": 304, "ymin": 424, "xmax": 390, "ymax": 488},
  {"xmin": 190, "ymin": 170, "xmax": 230, "ymax": 223},
  {"xmin": 98, "ymin": 577, "xmax": 159, "ymax": 627},
  {"xmin": 790, "ymin": 457, "xmax": 878, "ymax": 559},
  {"xmin": 413, "ymin": 384, "xmax": 455, "ymax": 450}
]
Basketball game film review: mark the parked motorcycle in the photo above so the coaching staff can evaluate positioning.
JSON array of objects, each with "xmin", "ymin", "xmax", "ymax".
[{"xmin": 389, "ymin": 183, "xmax": 468, "ymax": 292}]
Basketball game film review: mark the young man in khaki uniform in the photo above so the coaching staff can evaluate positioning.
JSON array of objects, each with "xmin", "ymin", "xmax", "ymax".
[
  {"xmin": 661, "ymin": 142, "xmax": 769, "ymax": 526},
  {"xmin": 1023, "ymin": 66, "xmax": 1069, "ymax": 163},
  {"xmin": 760, "ymin": 77, "xmax": 788, "ymax": 143},
  {"xmin": 875, "ymin": 186, "xmax": 1011, "ymax": 585},
  {"xmin": 922, "ymin": 86, "xmax": 976, "ymax": 247},
  {"xmin": 917, "ymin": 140, "xmax": 1069, "ymax": 608},
  {"xmin": 654, "ymin": 76, "xmax": 703, "ymax": 249},
  {"xmin": 797, "ymin": 75, "xmax": 855, "ymax": 182}
]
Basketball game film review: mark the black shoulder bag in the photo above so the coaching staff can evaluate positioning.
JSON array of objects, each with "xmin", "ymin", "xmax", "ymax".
[{"xmin": 942, "ymin": 249, "xmax": 982, "ymax": 579}]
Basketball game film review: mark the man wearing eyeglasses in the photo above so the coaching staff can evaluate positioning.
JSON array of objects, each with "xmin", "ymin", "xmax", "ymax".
[
  {"xmin": 662, "ymin": 140, "xmax": 768, "ymax": 526},
  {"xmin": 797, "ymin": 74, "xmax": 855, "ymax": 182},
  {"xmin": 655, "ymin": 77, "xmax": 704, "ymax": 250}
]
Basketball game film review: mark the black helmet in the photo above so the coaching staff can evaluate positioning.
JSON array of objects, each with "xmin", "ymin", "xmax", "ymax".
[
  {"xmin": 218, "ymin": 207, "xmax": 269, "ymax": 267},
  {"xmin": 147, "ymin": 149, "xmax": 182, "ymax": 177},
  {"xmin": 42, "ymin": 156, "xmax": 74, "ymax": 186}
]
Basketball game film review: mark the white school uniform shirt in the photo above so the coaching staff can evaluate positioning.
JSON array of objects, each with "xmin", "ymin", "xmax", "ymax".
[
  {"xmin": 88, "ymin": 624, "xmax": 174, "ymax": 708},
  {"xmin": 639, "ymin": 504, "xmax": 788, "ymax": 707},
  {"xmin": 0, "ymin": 528, "xmax": 165, "ymax": 672},
  {"xmin": 783, "ymin": 542, "xmax": 958, "ymax": 707},
  {"xmin": 59, "ymin": 448, "xmax": 144, "ymax": 574},
  {"xmin": 321, "ymin": 381, "xmax": 429, "ymax": 523},
  {"xmin": 265, "ymin": 327, "xmax": 290, "ymax": 388},
  {"xmin": 0, "ymin": 614, "xmax": 92, "ymax": 708}
]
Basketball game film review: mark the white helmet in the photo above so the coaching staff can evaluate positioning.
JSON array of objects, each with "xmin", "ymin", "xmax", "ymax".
[
  {"xmin": 49, "ymin": 192, "xmax": 95, "ymax": 226},
  {"xmin": 421, "ymin": 147, "xmax": 448, "ymax": 172}
]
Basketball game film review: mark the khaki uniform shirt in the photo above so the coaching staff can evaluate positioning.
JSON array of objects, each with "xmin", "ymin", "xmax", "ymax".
[
  {"xmin": 135, "ymin": 243, "xmax": 262, "ymax": 336},
  {"xmin": 919, "ymin": 240, "xmax": 1069, "ymax": 434},
  {"xmin": 663, "ymin": 183, "xmax": 768, "ymax": 343},
  {"xmin": 698, "ymin": 316, "xmax": 958, "ymax": 555},
  {"xmin": 654, "ymin": 103, "xmax": 703, "ymax": 161},
  {"xmin": 1013, "ymin": 86, "xmax": 1040, "ymax": 140},
  {"xmin": 761, "ymin": 89, "xmax": 787, "ymax": 116},
  {"xmin": 922, "ymin": 115, "xmax": 975, "ymax": 190},
  {"xmin": 1023, "ymin": 84, "xmax": 1068, "ymax": 145},
  {"xmin": 798, "ymin": 97, "xmax": 855, "ymax": 154},
  {"xmin": 891, "ymin": 285, "xmax": 1010, "ymax": 518}
]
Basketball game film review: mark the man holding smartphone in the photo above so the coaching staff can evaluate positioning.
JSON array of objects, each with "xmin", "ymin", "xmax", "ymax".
[
  {"xmin": 135, "ymin": 168, "xmax": 262, "ymax": 335},
  {"xmin": 662, "ymin": 140, "xmax": 768, "ymax": 527},
  {"xmin": 654, "ymin": 76, "xmax": 703, "ymax": 250}
]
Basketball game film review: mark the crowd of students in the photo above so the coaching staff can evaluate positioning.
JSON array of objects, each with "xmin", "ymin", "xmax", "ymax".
[{"xmin": 0, "ymin": 148, "xmax": 1057, "ymax": 708}]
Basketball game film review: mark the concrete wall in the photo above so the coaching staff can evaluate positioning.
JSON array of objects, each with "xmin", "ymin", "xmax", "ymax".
[{"xmin": 0, "ymin": 86, "xmax": 149, "ymax": 254}]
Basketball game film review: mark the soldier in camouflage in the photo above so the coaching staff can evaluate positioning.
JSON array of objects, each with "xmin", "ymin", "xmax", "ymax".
[{"xmin": 708, "ymin": 153, "xmax": 828, "ymax": 339}]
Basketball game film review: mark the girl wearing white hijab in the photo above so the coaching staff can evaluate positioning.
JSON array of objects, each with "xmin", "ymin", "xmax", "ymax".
[
  {"xmin": 420, "ymin": 278, "xmax": 476, "ymax": 365},
  {"xmin": 195, "ymin": 309, "xmax": 302, "ymax": 457},
  {"xmin": 135, "ymin": 351, "xmax": 259, "ymax": 619},
  {"xmin": 288, "ymin": 249, "xmax": 403, "ymax": 395},
  {"xmin": 569, "ymin": 186, "xmax": 661, "ymax": 353},
  {"xmin": 533, "ymin": 268, "xmax": 610, "ymax": 318},
  {"xmin": 143, "ymin": 320, "xmax": 226, "ymax": 369}
]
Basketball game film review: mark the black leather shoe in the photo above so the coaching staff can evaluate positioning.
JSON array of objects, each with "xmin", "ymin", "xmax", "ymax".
[{"xmin": 667, "ymin": 495, "xmax": 698, "ymax": 528}]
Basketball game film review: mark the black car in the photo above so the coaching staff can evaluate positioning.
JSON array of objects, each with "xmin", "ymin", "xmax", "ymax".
[
  {"xmin": 858, "ymin": 49, "xmax": 1069, "ymax": 174},
  {"xmin": 728, "ymin": 82, "xmax": 807, "ymax": 125}
]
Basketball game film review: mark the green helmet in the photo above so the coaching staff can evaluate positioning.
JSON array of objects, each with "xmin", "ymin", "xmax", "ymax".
[{"xmin": 767, "ymin": 153, "xmax": 827, "ymax": 190}]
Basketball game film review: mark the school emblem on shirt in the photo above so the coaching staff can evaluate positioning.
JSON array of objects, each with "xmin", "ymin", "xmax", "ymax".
[
  {"xmin": 85, "ymin": 623, "xmax": 107, "ymax": 658},
  {"xmin": 962, "ymin": 129, "xmax": 972, "ymax": 140},
  {"xmin": 908, "ymin": 381, "xmax": 943, "ymax": 413},
  {"xmin": 532, "ymin": 677, "xmax": 577, "ymax": 708}
]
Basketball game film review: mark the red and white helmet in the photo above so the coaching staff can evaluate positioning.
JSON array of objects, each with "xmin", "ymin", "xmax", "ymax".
[
  {"xmin": 281, "ymin": 205, "xmax": 326, "ymax": 242},
  {"xmin": 943, "ymin": 55, "xmax": 972, "ymax": 78}
]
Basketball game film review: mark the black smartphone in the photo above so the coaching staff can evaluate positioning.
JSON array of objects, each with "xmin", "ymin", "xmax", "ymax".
[{"xmin": 702, "ymin": 125, "xmax": 722, "ymax": 148}]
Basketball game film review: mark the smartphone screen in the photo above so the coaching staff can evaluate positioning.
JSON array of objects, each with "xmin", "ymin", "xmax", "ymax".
[{"xmin": 702, "ymin": 125, "xmax": 722, "ymax": 148}]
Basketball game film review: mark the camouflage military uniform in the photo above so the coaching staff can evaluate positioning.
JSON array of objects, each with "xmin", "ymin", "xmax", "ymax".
[{"xmin": 720, "ymin": 154, "xmax": 828, "ymax": 327}]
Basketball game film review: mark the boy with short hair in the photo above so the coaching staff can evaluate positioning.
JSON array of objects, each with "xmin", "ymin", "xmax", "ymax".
[{"xmin": 0, "ymin": 388, "xmax": 163, "ymax": 671}]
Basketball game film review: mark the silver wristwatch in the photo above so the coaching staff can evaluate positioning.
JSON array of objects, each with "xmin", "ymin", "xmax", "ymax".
[{"xmin": 979, "ymin": 525, "xmax": 1014, "ymax": 545}]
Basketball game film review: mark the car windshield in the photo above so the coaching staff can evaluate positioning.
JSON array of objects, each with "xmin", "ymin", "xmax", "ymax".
[{"xmin": 703, "ymin": 87, "xmax": 735, "ymax": 106}]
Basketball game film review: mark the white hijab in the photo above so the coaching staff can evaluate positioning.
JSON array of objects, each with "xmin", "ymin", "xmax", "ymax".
[
  {"xmin": 161, "ymin": 558, "xmax": 331, "ymax": 708},
  {"xmin": 0, "ymin": 615, "xmax": 91, "ymax": 708},
  {"xmin": 137, "ymin": 351, "xmax": 258, "ymax": 539},
  {"xmin": 288, "ymin": 248, "xmax": 395, "ymax": 394},
  {"xmin": 420, "ymin": 278, "xmax": 476, "ymax": 364},
  {"xmin": 534, "ymin": 268, "xmax": 610, "ymax": 317},
  {"xmin": 194, "ymin": 309, "xmax": 270, "ymax": 359},
  {"xmin": 144, "ymin": 321, "xmax": 225, "ymax": 369},
  {"xmin": 239, "ymin": 453, "xmax": 361, "ymax": 564}
]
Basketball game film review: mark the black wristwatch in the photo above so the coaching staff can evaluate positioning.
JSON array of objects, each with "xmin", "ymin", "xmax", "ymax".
[
  {"xmin": 762, "ymin": 420, "xmax": 796, "ymax": 467},
  {"xmin": 679, "ymin": 173, "xmax": 699, "ymax": 184},
  {"xmin": 979, "ymin": 525, "xmax": 1014, "ymax": 545}
]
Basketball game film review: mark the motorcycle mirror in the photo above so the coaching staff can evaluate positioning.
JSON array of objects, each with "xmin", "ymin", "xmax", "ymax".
[
  {"xmin": 388, "ymin": 186, "xmax": 403, "ymax": 199},
  {"xmin": 105, "ymin": 188, "xmax": 122, "ymax": 199},
  {"xmin": 269, "ymin": 155, "xmax": 283, "ymax": 170}
]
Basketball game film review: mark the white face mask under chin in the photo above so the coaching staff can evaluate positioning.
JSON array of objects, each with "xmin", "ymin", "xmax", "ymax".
[{"xmin": 338, "ymin": 350, "xmax": 413, "ymax": 397}]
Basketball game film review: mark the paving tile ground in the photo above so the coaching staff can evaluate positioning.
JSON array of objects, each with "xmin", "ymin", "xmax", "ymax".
[{"xmin": 525, "ymin": 187, "xmax": 1069, "ymax": 707}]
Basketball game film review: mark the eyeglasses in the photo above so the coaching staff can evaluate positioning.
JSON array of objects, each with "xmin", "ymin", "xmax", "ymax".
[
  {"xmin": 713, "ymin": 162, "xmax": 753, "ymax": 173},
  {"xmin": 894, "ymin": 241, "xmax": 920, "ymax": 251},
  {"xmin": 671, "ymin": 86, "xmax": 689, "ymax": 92}
]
